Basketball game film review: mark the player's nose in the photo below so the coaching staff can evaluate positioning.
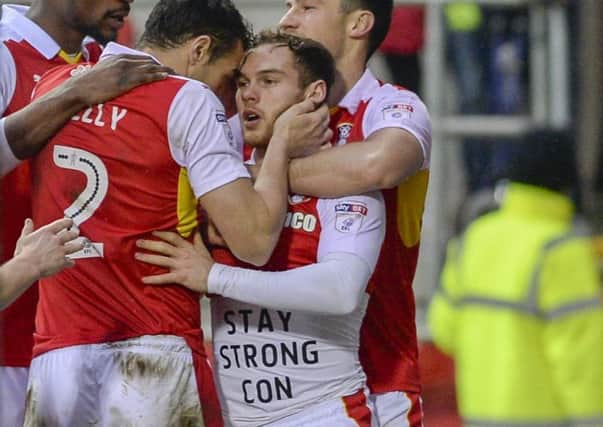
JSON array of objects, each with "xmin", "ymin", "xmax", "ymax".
[{"xmin": 278, "ymin": 10, "xmax": 299, "ymax": 33}]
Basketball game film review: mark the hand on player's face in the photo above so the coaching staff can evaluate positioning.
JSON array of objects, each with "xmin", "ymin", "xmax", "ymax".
[
  {"xmin": 272, "ymin": 98, "xmax": 332, "ymax": 158},
  {"xmin": 135, "ymin": 231, "xmax": 214, "ymax": 294},
  {"xmin": 236, "ymin": 43, "xmax": 332, "ymax": 156},
  {"xmin": 66, "ymin": 54, "xmax": 172, "ymax": 106}
]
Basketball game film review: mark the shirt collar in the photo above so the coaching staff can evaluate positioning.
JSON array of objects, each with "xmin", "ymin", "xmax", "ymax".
[
  {"xmin": 1, "ymin": 4, "xmax": 61, "ymax": 59},
  {"xmin": 100, "ymin": 42, "xmax": 161, "ymax": 64},
  {"xmin": 502, "ymin": 182, "xmax": 574, "ymax": 223},
  {"xmin": 337, "ymin": 69, "xmax": 381, "ymax": 114}
]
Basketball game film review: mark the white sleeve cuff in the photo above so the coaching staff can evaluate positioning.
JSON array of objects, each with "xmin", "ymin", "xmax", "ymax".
[
  {"xmin": 0, "ymin": 117, "xmax": 20, "ymax": 177},
  {"xmin": 207, "ymin": 252, "xmax": 371, "ymax": 315}
]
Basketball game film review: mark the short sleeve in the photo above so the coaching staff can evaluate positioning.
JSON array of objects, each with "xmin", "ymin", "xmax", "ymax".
[
  {"xmin": 167, "ymin": 80, "xmax": 250, "ymax": 198},
  {"xmin": 0, "ymin": 41, "xmax": 17, "ymax": 114},
  {"xmin": 316, "ymin": 191, "xmax": 385, "ymax": 272},
  {"xmin": 363, "ymin": 86, "xmax": 432, "ymax": 169},
  {"xmin": 227, "ymin": 114, "xmax": 245, "ymax": 158},
  {"xmin": 0, "ymin": 117, "xmax": 19, "ymax": 177}
]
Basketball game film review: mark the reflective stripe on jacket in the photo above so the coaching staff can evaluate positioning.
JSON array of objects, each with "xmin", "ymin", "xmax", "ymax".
[{"xmin": 428, "ymin": 183, "xmax": 603, "ymax": 426}]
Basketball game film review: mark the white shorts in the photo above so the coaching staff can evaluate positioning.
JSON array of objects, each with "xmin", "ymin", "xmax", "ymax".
[
  {"xmin": 267, "ymin": 389, "xmax": 376, "ymax": 427},
  {"xmin": 24, "ymin": 335, "xmax": 204, "ymax": 427},
  {"xmin": 0, "ymin": 366, "xmax": 29, "ymax": 427},
  {"xmin": 370, "ymin": 391, "xmax": 424, "ymax": 427}
]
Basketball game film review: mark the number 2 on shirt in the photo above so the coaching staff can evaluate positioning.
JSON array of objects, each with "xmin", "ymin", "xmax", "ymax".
[{"xmin": 53, "ymin": 145, "xmax": 108, "ymax": 258}]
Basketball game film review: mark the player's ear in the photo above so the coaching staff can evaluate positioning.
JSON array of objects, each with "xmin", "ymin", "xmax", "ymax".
[
  {"xmin": 347, "ymin": 10, "xmax": 374, "ymax": 40},
  {"xmin": 190, "ymin": 35, "xmax": 212, "ymax": 66},
  {"xmin": 304, "ymin": 80, "xmax": 327, "ymax": 105}
]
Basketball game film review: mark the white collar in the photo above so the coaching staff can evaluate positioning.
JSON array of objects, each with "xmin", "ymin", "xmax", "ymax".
[
  {"xmin": 100, "ymin": 42, "xmax": 161, "ymax": 64},
  {"xmin": 1, "ymin": 4, "xmax": 61, "ymax": 59},
  {"xmin": 337, "ymin": 69, "xmax": 381, "ymax": 114}
]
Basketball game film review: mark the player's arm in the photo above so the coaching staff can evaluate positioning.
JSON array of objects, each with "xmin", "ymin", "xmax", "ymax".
[
  {"xmin": 207, "ymin": 193, "xmax": 385, "ymax": 314},
  {"xmin": 137, "ymin": 192, "xmax": 385, "ymax": 315},
  {"xmin": 200, "ymin": 101, "xmax": 325, "ymax": 266},
  {"xmin": 169, "ymin": 83, "xmax": 324, "ymax": 266},
  {"xmin": 0, "ymin": 54, "xmax": 171, "ymax": 176},
  {"xmin": 289, "ymin": 91, "xmax": 431, "ymax": 198},
  {"xmin": 0, "ymin": 218, "xmax": 83, "ymax": 310}
]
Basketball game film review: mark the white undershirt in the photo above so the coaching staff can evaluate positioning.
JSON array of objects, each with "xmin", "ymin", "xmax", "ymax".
[{"xmin": 208, "ymin": 251, "xmax": 371, "ymax": 316}]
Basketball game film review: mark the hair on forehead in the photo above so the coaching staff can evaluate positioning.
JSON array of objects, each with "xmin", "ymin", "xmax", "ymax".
[
  {"xmin": 138, "ymin": 0, "xmax": 253, "ymax": 62},
  {"xmin": 244, "ymin": 29, "xmax": 335, "ymax": 94}
]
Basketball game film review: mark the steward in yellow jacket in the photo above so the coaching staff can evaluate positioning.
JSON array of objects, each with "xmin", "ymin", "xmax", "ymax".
[{"xmin": 429, "ymin": 130, "xmax": 603, "ymax": 427}]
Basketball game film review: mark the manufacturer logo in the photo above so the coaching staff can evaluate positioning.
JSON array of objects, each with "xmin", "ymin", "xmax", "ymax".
[{"xmin": 288, "ymin": 194, "xmax": 311, "ymax": 205}]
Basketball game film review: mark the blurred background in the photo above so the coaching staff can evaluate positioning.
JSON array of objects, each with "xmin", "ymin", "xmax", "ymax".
[{"xmin": 5, "ymin": 0, "xmax": 601, "ymax": 425}]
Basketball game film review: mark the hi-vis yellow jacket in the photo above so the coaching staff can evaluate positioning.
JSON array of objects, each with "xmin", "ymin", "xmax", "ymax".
[{"xmin": 428, "ymin": 183, "xmax": 603, "ymax": 427}]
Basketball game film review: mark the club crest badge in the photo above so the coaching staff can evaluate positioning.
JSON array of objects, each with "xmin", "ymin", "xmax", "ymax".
[{"xmin": 335, "ymin": 123, "xmax": 353, "ymax": 145}]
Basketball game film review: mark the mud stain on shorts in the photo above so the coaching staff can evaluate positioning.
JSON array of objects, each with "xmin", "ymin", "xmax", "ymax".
[
  {"xmin": 116, "ymin": 352, "xmax": 171, "ymax": 381},
  {"xmin": 23, "ymin": 384, "xmax": 60, "ymax": 427},
  {"xmin": 172, "ymin": 405, "xmax": 204, "ymax": 427},
  {"xmin": 108, "ymin": 407, "xmax": 134, "ymax": 427},
  {"xmin": 23, "ymin": 386, "xmax": 37, "ymax": 426}
]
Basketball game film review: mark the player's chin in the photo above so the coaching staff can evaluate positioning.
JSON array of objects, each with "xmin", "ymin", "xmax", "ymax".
[
  {"xmin": 96, "ymin": 25, "xmax": 120, "ymax": 45},
  {"xmin": 244, "ymin": 133, "xmax": 268, "ymax": 149}
]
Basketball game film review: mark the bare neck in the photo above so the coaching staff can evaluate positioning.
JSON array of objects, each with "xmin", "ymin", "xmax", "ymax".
[
  {"xmin": 327, "ymin": 54, "xmax": 366, "ymax": 107},
  {"xmin": 252, "ymin": 146, "xmax": 267, "ymax": 165},
  {"xmin": 141, "ymin": 46, "xmax": 187, "ymax": 76},
  {"xmin": 26, "ymin": 3, "xmax": 85, "ymax": 54}
]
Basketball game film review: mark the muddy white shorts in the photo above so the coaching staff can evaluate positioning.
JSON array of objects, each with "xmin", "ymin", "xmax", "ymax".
[
  {"xmin": 0, "ymin": 366, "xmax": 28, "ymax": 427},
  {"xmin": 24, "ymin": 335, "xmax": 204, "ymax": 426},
  {"xmin": 370, "ymin": 391, "xmax": 424, "ymax": 427}
]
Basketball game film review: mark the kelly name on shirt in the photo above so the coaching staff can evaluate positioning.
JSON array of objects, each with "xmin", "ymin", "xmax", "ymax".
[{"xmin": 71, "ymin": 103, "xmax": 128, "ymax": 131}]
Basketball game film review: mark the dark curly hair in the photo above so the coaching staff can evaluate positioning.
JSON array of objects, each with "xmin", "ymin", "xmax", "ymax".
[
  {"xmin": 138, "ymin": 0, "xmax": 253, "ymax": 63},
  {"xmin": 244, "ymin": 29, "xmax": 335, "ymax": 96}
]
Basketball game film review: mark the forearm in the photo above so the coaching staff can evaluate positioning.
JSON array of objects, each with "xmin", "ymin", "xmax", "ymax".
[
  {"xmin": 289, "ymin": 143, "xmax": 373, "ymax": 197},
  {"xmin": 5, "ymin": 82, "xmax": 86, "ymax": 159},
  {"xmin": 289, "ymin": 129, "xmax": 424, "ymax": 198},
  {"xmin": 248, "ymin": 136, "xmax": 290, "ymax": 259},
  {"xmin": 208, "ymin": 252, "xmax": 371, "ymax": 315},
  {"xmin": 0, "ymin": 255, "xmax": 40, "ymax": 311}
]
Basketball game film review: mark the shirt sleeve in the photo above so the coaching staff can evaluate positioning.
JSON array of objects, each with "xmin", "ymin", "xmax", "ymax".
[
  {"xmin": 363, "ymin": 86, "xmax": 432, "ymax": 169},
  {"xmin": 316, "ymin": 191, "xmax": 386, "ymax": 272},
  {"xmin": 227, "ymin": 114, "xmax": 245, "ymax": 158},
  {"xmin": 208, "ymin": 252, "xmax": 372, "ymax": 315},
  {"xmin": 0, "ymin": 117, "xmax": 19, "ymax": 177},
  {"xmin": 167, "ymin": 79, "xmax": 250, "ymax": 199},
  {"xmin": 207, "ymin": 191, "xmax": 386, "ymax": 315},
  {"xmin": 0, "ymin": 41, "xmax": 17, "ymax": 114}
]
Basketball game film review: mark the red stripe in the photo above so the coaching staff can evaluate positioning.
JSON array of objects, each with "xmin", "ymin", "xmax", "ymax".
[
  {"xmin": 342, "ymin": 389, "xmax": 372, "ymax": 427},
  {"xmin": 407, "ymin": 392, "xmax": 424, "ymax": 427},
  {"xmin": 185, "ymin": 335, "xmax": 223, "ymax": 427}
]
